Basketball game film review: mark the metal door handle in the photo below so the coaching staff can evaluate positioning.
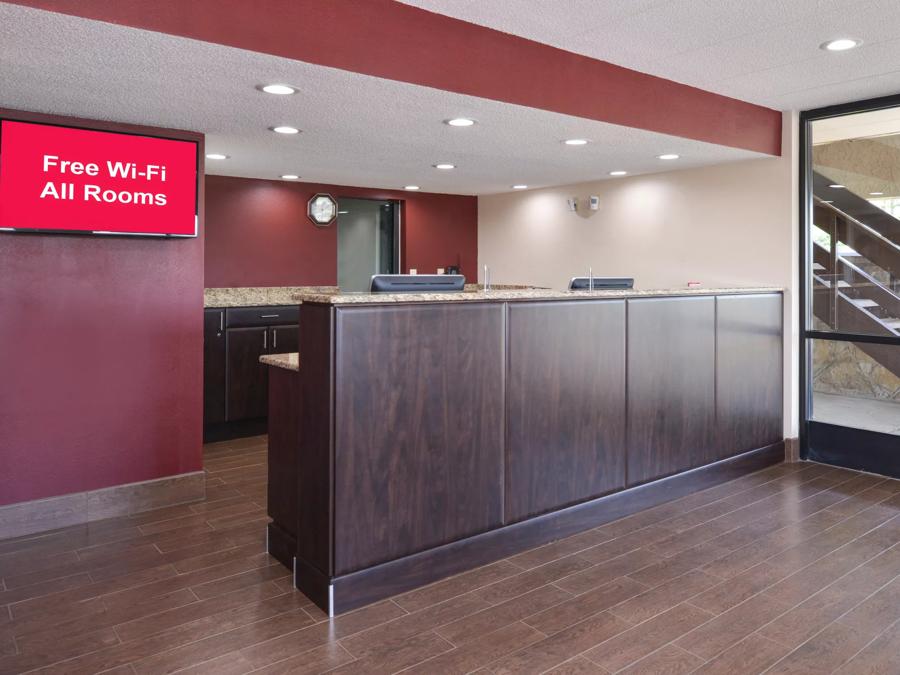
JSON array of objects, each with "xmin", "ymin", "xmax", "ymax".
[
  {"xmin": 273, "ymin": 329, "xmax": 277, "ymax": 349},
  {"xmin": 219, "ymin": 311, "xmax": 224, "ymax": 331},
  {"xmin": 260, "ymin": 314, "xmax": 280, "ymax": 318},
  {"xmin": 263, "ymin": 330, "xmax": 267, "ymax": 350}
]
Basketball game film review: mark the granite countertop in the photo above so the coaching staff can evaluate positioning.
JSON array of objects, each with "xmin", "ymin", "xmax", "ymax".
[
  {"xmin": 259, "ymin": 352, "xmax": 299, "ymax": 371},
  {"xmin": 205, "ymin": 286, "xmax": 339, "ymax": 308},
  {"xmin": 292, "ymin": 286, "xmax": 783, "ymax": 305}
]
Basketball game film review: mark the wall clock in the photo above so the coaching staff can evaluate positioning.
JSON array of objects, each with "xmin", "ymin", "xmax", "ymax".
[{"xmin": 308, "ymin": 193, "xmax": 337, "ymax": 226}]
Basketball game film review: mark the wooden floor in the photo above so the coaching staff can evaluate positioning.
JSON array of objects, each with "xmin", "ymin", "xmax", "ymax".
[{"xmin": 2, "ymin": 438, "xmax": 900, "ymax": 674}]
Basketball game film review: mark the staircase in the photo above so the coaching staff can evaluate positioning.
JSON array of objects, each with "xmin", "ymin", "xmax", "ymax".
[{"xmin": 811, "ymin": 171, "xmax": 900, "ymax": 379}]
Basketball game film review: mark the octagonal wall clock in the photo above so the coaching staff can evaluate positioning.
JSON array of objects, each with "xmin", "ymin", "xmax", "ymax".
[{"xmin": 308, "ymin": 193, "xmax": 337, "ymax": 226}]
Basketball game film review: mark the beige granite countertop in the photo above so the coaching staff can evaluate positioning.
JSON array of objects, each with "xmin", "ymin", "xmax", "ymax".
[
  {"xmin": 292, "ymin": 286, "xmax": 783, "ymax": 305},
  {"xmin": 259, "ymin": 352, "xmax": 299, "ymax": 371},
  {"xmin": 205, "ymin": 286, "xmax": 338, "ymax": 308}
]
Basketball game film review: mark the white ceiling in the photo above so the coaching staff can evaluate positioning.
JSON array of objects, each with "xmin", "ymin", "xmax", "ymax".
[
  {"xmin": 0, "ymin": 3, "xmax": 770, "ymax": 196},
  {"xmin": 401, "ymin": 0, "xmax": 900, "ymax": 111}
]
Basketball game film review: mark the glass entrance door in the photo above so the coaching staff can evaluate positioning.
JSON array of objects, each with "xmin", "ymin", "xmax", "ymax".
[{"xmin": 801, "ymin": 98, "xmax": 900, "ymax": 477}]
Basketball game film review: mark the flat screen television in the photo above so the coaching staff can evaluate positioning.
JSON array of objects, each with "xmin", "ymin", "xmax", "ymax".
[{"xmin": 0, "ymin": 118, "xmax": 199, "ymax": 237}]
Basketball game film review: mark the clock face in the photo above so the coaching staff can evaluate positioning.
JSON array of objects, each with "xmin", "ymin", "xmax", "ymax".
[{"xmin": 308, "ymin": 194, "xmax": 337, "ymax": 225}]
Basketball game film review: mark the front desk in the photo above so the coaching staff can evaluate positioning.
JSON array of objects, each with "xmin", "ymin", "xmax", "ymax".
[{"xmin": 264, "ymin": 287, "xmax": 784, "ymax": 614}]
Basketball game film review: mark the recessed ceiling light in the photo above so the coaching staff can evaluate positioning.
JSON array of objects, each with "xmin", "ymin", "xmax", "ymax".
[
  {"xmin": 205, "ymin": 153, "xmax": 229, "ymax": 160},
  {"xmin": 271, "ymin": 126, "xmax": 300, "ymax": 134},
  {"xmin": 564, "ymin": 139, "xmax": 589, "ymax": 146},
  {"xmin": 512, "ymin": 185, "xmax": 528, "ymax": 190},
  {"xmin": 280, "ymin": 174, "xmax": 300, "ymax": 180},
  {"xmin": 829, "ymin": 184, "xmax": 845, "ymax": 188},
  {"xmin": 433, "ymin": 163, "xmax": 455, "ymax": 170},
  {"xmin": 609, "ymin": 170, "xmax": 628, "ymax": 176},
  {"xmin": 870, "ymin": 191, "xmax": 884, "ymax": 196},
  {"xmin": 404, "ymin": 185, "xmax": 420, "ymax": 191},
  {"xmin": 260, "ymin": 84, "xmax": 296, "ymax": 95},
  {"xmin": 821, "ymin": 38, "xmax": 861, "ymax": 52},
  {"xmin": 445, "ymin": 118, "xmax": 476, "ymax": 127},
  {"xmin": 658, "ymin": 154, "xmax": 680, "ymax": 160}
]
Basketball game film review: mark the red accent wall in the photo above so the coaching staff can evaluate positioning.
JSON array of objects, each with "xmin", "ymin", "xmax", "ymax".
[
  {"xmin": 10, "ymin": 0, "xmax": 782, "ymax": 156},
  {"xmin": 205, "ymin": 175, "xmax": 477, "ymax": 287},
  {"xmin": 0, "ymin": 109, "xmax": 204, "ymax": 506}
]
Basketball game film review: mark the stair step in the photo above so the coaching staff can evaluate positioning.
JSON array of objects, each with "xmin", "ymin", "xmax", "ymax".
[
  {"xmin": 813, "ymin": 263, "xmax": 826, "ymax": 271},
  {"xmin": 850, "ymin": 298, "xmax": 879, "ymax": 308},
  {"xmin": 837, "ymin": 280, "xmax": 851, "ymax": 288}
]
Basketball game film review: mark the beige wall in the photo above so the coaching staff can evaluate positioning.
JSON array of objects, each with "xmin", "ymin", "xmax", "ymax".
[{"xmin": 478, "ymin": 112, "xmax": 799, "ymax": 436}]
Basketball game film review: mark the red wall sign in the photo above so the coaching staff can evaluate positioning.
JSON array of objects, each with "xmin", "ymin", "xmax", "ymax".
[{"xmin": 0, "ymin": 119, "xmax": 198, "ymax": 237}]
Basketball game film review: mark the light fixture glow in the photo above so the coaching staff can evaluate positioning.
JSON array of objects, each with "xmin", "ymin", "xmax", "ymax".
[
  {"xmin": 404, "ymin": 185, "xmax": 420, "ymax": 191},
  {"xmin": 564, "ymin": 139, "xmax": 589, "ymax": 146},
  {"xmin": 280, "ymin": 174, "xmax": 300, "ymax": 180},
  {"xmin": 512, "ymin": 185, "xmax": 528, "ymax": 190},
  {"xmin": 609, "ymin": 170, "xmax": 628, "ymax": 176},
  {"xmin": 658, "ymin": 154, "xmax": 680, "ymax": 160},
  {"xmin": 260, "ymin": 84, "xmax": 296, "ymax": 95},
  {"xmin": 870, "ymin": 191, "xmax": 884, "ymax": 196},
  {"xmin": 821, "ymin": 38, "xmax": 861, "ymax": 52},
  {"xmin": 445, "ymin": 118, "xmax": 476, "ymax": 127},
  {"xmin": 829, "ymin": 184, "xmax": 845, "ymax": 189},
  {"xmin": 271, "ymin": 126, "xmax": 300, "ymax": 134},
  {"xmin": 338, "ymin": 210, "xmax": 349, "ymax": 214},
  {"xmin": 433, "ymin": 163, "xmax": 456, "ymax": 170},
  {"xmin": 205, "ymin": 153, "xmax": 229, "ymax": 160}
]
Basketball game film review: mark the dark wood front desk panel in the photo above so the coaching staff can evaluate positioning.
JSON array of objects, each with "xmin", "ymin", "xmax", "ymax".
[{"xmin": 267, "ymin": 293, "xmax": 783, "ymax": 614}]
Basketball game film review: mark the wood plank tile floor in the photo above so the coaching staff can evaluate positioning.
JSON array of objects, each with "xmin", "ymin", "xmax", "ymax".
[{"xmin": 2, "ymin": 437, "xmax": 900, "ymax": 674}]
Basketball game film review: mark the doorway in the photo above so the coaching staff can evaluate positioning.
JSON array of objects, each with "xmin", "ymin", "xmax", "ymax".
[
  {"xmin": 800, "ymin": 96, "xmax": 900, "ymax": 477},
  {"xmin": 336, "ymin": 198, "xmax": 401, "ymax": 292}
]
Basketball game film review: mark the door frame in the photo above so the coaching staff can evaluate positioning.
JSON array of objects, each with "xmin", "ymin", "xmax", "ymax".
[{"xmin": 798, "ymin": 93, "xmax": 900, "ymax": 473}]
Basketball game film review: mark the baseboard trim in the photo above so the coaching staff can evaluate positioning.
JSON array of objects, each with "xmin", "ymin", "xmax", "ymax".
[
  {"xmin": 320, "ymin": 441, "xmax": 784, "ymax": 614},
  {"xmin": 0, "ymin": 471, "xmax": 206, "ymax": 540},
  {"xmin": 785, "ymin": 437, "xmax": 801, "ymax": 462}
]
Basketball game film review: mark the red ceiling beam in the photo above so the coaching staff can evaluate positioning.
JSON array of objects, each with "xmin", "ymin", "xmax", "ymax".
[{"xmin": 6, "ymin": 0, "xmax": 782, "ymax": 155}]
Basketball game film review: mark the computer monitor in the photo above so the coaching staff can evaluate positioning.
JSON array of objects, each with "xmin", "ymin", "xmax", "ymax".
[
  {"xmin": 568, "ymin": 277, "xmax": 634, "ymax": 290},
  {"xmin": 370, "ymin": 274, "xmax": 466, "ymax": 293}
]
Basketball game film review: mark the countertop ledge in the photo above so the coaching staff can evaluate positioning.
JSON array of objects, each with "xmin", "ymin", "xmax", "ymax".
[
  {"xmin": 292, "ymin": 286, "xmax": 783, "ymax": 305},
  {"xmin": 260, "ymin": 353, "xmax": 299, "ymax": 372},
  {"xmin": 205, "ymin": 286, "xmax": 338, "ymax": 308}
]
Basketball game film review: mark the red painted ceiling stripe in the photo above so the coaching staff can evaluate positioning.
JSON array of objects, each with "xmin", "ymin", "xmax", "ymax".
[{"xmin": 7, "ymin": 0, "xmax": 782, "ymax": 155}]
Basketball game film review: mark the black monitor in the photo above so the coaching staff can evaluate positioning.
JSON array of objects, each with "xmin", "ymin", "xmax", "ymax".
[
  {"xmin": 568, "ymin": 277, "xmax": 634, "ymax": 290},
  {"xmin": 370, "ymin": 274, "xmax": 466, "ymax": 293}
]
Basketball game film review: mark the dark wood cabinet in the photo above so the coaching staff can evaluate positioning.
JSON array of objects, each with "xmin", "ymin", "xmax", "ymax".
[
  {"xmin": 203, "ymin": 305, "xmax": 301, "ymax": 439},
  {"xmin": 270, "ymin": 325, "xmax": 299, "ymax": 354},
  {"xmin": 716, "ymin": 293, "xmax": 783, "ymax": 458},
  {"xmin": 627, "ymin": 296, "xmax": 717, "ymax": 486},
  {"xmin": 226, "ymin": 326, "xmax": 270, "ymax": 421},
  {"xmin": 332, "ymin": 303, "xmax": 505, "ymax": 575},
  {"xmin": 203, "ymin": 309, "xmax": 226, "ymax": 425},
  {"xmin": 506, "ymin": 301, "xmax": 627, "ymax": 522}
]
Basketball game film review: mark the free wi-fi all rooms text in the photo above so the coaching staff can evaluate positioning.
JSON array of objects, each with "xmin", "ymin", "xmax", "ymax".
[{"xmin": 38, "ymin": 154, "xmax": 170, "ymax": 206}]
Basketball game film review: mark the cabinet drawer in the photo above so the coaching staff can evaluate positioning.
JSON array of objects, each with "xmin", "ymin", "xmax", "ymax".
[{"xmin": 226, "ymin": 305, "xmax": 299, "ymax": 328}]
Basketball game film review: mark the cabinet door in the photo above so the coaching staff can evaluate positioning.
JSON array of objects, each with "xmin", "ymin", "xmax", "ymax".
[
  {"xmin": 333, "ymin": 303, "xmax": 505, "ymax": 574},
  {"xmin": 203, "ymin": 309, "xmax": 226, "ymax": 425},
  {"xmin": 627, "ymin": 297, "xmax": 716, "ymax": 485},
  {"xmin": 270, "ymin": 325, "xmax": 299, "ymax": 354},
  {"xmin": 716, "ymin": 294, "xmax": 783, "ymax": 458},
  {"xmin": 226, "ymin": 326, "xmax": 269, "ymax": 421},
  {"xmin": 506, "ymin": 301, "xmax": 627, "ymax": 522}
]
